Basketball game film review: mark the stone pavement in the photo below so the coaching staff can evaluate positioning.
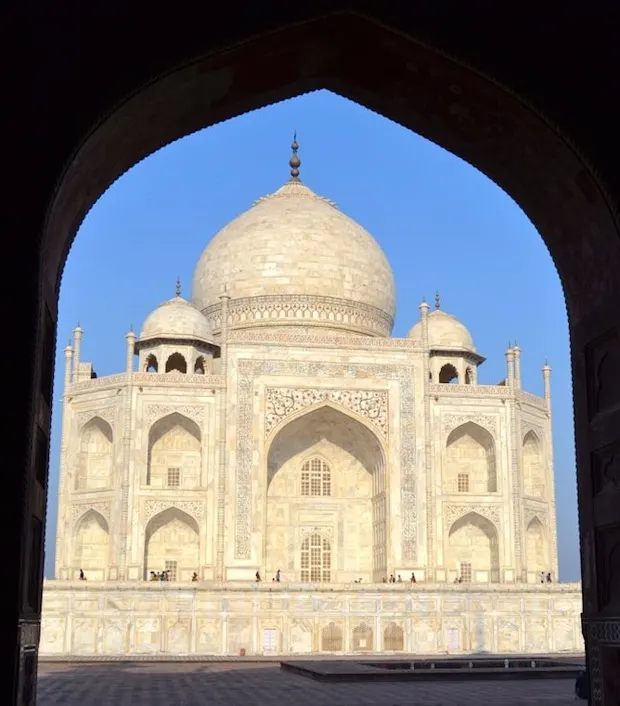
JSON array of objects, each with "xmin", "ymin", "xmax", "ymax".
[{"xmin": 37, "ymin": 662, "xmax": 580, "ymax": 705}]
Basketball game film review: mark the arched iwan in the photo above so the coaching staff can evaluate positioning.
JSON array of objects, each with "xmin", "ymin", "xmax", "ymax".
[{"xmin": 264, "ymin": 404, "xmax": 387, "ymax": 583}]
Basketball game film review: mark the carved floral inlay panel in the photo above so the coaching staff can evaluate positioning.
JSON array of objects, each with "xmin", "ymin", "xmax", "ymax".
[
  {"xmin": 235, "ymin": 360, "xmax": 416, "ymax": 561},
  {"xmin": 444, "ymin": 503, "xmax": 501, "ymax": 529},
  {"xmin": 265, "ymin": 387, "xmax": 388, "ymax": 439},
  {"xmin": 144, "ymin": 500, "xmax": 205, "ymax": 523},
  {"xmin": 77, "ymin": 407, "xmax": 117, "ymax": 429},
  {"xmin": 144, "ymin": 404, "xmax": 204, "ymax": 427},
  {"xmin": 71, "ymin": 501, "xmax": 111, "ymax": 523},
  {"xmin": 442, "ymin": 414, "xmax": 497, "ymax": 439}
]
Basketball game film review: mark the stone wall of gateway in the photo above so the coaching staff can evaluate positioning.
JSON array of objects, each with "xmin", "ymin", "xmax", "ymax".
[{"xmin": 39, "ymin": 581, "xmax": 584, "ymax": 657}]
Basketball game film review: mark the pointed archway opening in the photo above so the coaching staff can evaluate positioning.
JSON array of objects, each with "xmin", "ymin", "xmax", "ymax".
[{"xmin": 266, "ymin": 404, "xmax": 386, "ymax": 583}]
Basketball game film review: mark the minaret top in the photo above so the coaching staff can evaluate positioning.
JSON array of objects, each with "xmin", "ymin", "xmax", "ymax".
[{"xmin": 289, "ymin": 132, "xmax": 301, "ymax": 182}]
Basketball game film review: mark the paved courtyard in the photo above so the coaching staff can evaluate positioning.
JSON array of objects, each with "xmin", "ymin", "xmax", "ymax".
[{"xmin": 37, "ymin": 661, "xmax": 580, "ymax": 705}]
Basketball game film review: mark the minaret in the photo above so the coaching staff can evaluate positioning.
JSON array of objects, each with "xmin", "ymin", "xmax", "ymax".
[
  {"xmin": 125, "ymin": 326, "xmax": 136, "ymax": 373},
  {"xmin": 63, "ymin": 340, "xmax": 74, "ymax": 393},
  {"xmin": 72, "ymin": 323, "xmax": 83, "ymax": 383},
  {"xmin": 55, "ymin": 341, "xmax": 74, "ymax": 578},
  {"xmin": 543, "ymin": 360, "xmax": 552, "ymax": 404},
  {"xmin": 505, "ymin": 342, "xmax": 515, "ymax": 386},
  {"xmin": 420, "ymin": 296, "xmax": 434, "ymax": 580},
  {"xmin": 216, "ymin": 285, "xmax": 231, "ymax": 579},
  {"xmin": 513, "ymin": 342, "xmax": 522, "ymax": 388}
]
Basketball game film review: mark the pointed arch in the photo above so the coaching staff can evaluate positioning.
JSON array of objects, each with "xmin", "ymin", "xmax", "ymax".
[
  {"xmin": 144, "ymin": 353, "xmax": 158, "ymax": 373},
  {"xmin": 165, "ymin": 352, "xmax": 187, "ymax": 373},
  {"xmin": 447, "ymin": 511, "xmax": 500, "ymax": 583},
  {"xmin": 465, "ymin": 366, "xmax": 474, "ymax": 385},
  {"xmin": 265, "ymin": 404, "xmax": 386, "ymax": 583},
  {"xmin": 75, "ymin": 416, "xmax": 113, "ymax": 491},
  {"xmin": 73, "ymin": 509, "xmax": 110, "ymax": 577},
  {"xmin": 194, "ymin": 355, "xmax": 206, "ymax": 374},
  {"xmin": 444, "ymin": 421, "xmax": 497, "ymax": 493},
  {"xmin": 525, "ymin": 516, "xmax": 547, "ymax": 580},
  {"xmin": 439, "ymin": 363, "xmax": 458, "ymax": 384},
  {"xmin": 144, "ymin": 507, "xmax": 200, "ymax": 581},
  {"xmin": 146, "ymin": 412, "xmax": 201, "ymax": 487},
  {"xmin": 523, "ymin": 430, "xmax": 545, "ymax": 499},
  {"xmin": 352, "ymin": 622, "xmax": 374, "ymax": 651}
]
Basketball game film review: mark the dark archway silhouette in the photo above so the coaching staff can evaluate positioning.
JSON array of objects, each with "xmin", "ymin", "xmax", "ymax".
[{"xmin": 7, "ymin": 8, "xmax": 620, "ymax": 702}]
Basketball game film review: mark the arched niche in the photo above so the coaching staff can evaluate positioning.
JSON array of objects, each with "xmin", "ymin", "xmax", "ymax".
[
  {"xmin": 146, "ymin": 412, "xmax": 201, "ymax": 488},
  {"xmin": 465, "ymin": 367, "xmax": 474, "ymax": 385},
  {"xmin": 439, "ymin": 363, "xmax": 458, "ymax": 384},
  {"xmin": 194, "ymin": 356, "xmax": 206, "ymax": 374},
  {"xmin": 75, "ymin": 417, "xmax": 113, "ymax": 491},
  {"xmin": 143, "ymin": 507, "xmax": 200, "ymax": 581},
  {"xmin": 446, "ymin": 511, "xmax": 500, "ymax": 583},
  {"xmin": 74, "ymin": 509, "xmax": 110, "ymax": 579},
  {"xmin": 525, "ymin": 516, "xmax": 547, "ymax": 581},
  {"xmin": 144, "ymin": 354, "xmax": 158, "ymax": 373},
  {"xmin": 165, "ymin": 352, "xmax": 187, "ymax": 374},
  {"xmin": 444, "ymin": 422, "xmax": 497, "ymax": 493},
  {"xmin": 265, "ymin": 404, "xmax": 386, "ymax": 582},
  {"xmin": 352, "ymin": 622, "xmax": 374, "ymax": 651},
  {"xmin": 523, "ymin": 431, "xmax": 545, "ymax": 499}
]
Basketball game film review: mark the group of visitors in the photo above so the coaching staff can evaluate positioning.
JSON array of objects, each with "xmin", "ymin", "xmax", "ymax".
[
  {"xmin": 382, "ymin": 573, "xmax": 416, "ymax": 583},
  {"xmin": 540, "ymin": 571, "xmax": 553, "ymax": 583},
  {"xmin": 255, "ymin": 569, "xmax": 281, "ymax": 582}
]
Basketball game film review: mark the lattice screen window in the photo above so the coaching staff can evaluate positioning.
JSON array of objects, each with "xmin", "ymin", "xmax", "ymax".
[
  {"xmin": 300, "ymin": 533, "xmax": 331, "ymax": 582},
  {"xmin": 459, "ymin": 561, "xmax": 472, "ymax": 583},
  {"xmin": 457, "ymin": 473, "xmax": 470, "ymax": 493},
  {"xmin": 164, "ymin": 560, "xmax": 178, "ymax": 581},
  {"xmin": 301, "ymin": 457, "xmax": 331, "ymax": 497},
  {"xmin": 167, "ymin": 467, "xmax": 181, "ymax": 487}
]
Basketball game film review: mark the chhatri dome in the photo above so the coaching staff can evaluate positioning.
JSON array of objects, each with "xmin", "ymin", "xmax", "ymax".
[
  {"xmin": 191, "ymin": 135, "xmax": 396, "ymax": 337},
  {"xmin": 139, "ymin": 279, "xmax": 214, "ymax": 345},
  {"xmin": 408, "ymin": 292, "xmax": 476, "ymax": 352}
]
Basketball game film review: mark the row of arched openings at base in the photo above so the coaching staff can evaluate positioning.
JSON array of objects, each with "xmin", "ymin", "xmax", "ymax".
[
  {"xmin": 321, "ymin": 622, "xmax": 404, "ymax": 652},
  {"xmin": 144, "ymin": 353, "xmax": 206, "ymax": 374}
]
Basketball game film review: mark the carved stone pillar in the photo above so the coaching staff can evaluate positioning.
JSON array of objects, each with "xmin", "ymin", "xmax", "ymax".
[{"xmin": 216, "ymin": 293, "xmax": 230, "ymax": 580}]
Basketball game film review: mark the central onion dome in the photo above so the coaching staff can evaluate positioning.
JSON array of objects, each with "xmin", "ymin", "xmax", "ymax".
[{"xmin": 191, "ymin": 136, "xmax": 396, "ymax": 337}]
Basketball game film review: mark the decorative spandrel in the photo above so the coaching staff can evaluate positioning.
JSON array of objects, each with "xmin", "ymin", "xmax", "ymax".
[{"xmin": 265, "ymin": 387, "xmax": 388, "ymax": 439}]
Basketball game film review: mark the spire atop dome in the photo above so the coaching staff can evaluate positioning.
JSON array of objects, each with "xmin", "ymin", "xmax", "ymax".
[
  {"xmin": 176, "ymin": 277, "xmax": 182, "ymax": 297},
  {"xmin": 289, "ymin": 131, "xmax": 301, "ymax": 182},
  {"xmin": 435, "ymin": 291, "xmax": 441, "ymax": 310}
]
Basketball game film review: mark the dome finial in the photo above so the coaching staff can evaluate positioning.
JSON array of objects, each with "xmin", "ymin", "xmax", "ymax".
[
  {"xmin": 435, "ymin": 291, "xmax": 441, "ymax": 310},
  {"xmin": 289, "ymin": 131, "xmax": 301, "ymax": 182},
  {"xmin": 176, "ymin": 277, "xmax": 181, "ymax": 297}
]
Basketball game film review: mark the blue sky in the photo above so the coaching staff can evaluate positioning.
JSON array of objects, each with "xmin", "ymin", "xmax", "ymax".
[{"xmin": 47, "ymin": 89, "xmax": 579, "ymax": 580}]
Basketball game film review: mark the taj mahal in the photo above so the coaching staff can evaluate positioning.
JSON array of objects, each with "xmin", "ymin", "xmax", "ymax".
[{"xmin": 40, "ymin": 140, "xmax": 583, "ymax": 658}]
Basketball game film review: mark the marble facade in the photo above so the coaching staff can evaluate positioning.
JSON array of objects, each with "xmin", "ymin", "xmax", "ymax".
[{"xmin": 45, "ymin": 157, "xmax": 580, "ymax": 657}]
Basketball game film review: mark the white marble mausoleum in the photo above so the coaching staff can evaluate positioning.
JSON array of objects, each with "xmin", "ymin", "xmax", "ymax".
[{"xmin": 41, "ymin": 140, "xmax": 583, "ymax": 657}]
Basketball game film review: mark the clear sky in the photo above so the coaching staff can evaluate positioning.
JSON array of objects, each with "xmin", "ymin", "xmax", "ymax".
[{"xmin": 46, "ymin": 89, "xmax": 580, "ymax": 581}]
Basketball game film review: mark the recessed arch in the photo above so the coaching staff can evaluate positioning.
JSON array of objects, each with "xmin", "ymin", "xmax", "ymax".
[
  {"xmin": 444, "ymin": 421, "xmax": 497, "ymax": 493},
  {"xmin": 447, "ymin": 511, "xmax": 500, "ymax": 583},
  {"xmin": 146, "ymin": 412, "xmax": 202, "ymax": 487},
  {"xmin": 165, "ymin": 352, "xmax": 187, "ymax": 374},
  {"xmin": 523, "ymin": 430, "xmax": 545, "ymax": 499},
  {"xmin": 265, "ymin": 400, "xmax": 387, "ymax": 459},
  {"xmin": 265, "ymin": 404, "xmax": 386, "ymax": 582},
  {"xmin": 143, "ymin": 507, "xmax": 200, "ymax": 581},
  {"xmin": 75, "ymin": 417, "xmax": 114, "ymax": 491},
  {"xmin": 525, "ymin": 516, "xmax": 548, "ymax": 581},
  {"xmin": 194, "ymin": 356, "xmax": 206, "ymax": 374},
  {"xmin": 73, "ymin": 509, "xmax": 110, "ymax": 579}
]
